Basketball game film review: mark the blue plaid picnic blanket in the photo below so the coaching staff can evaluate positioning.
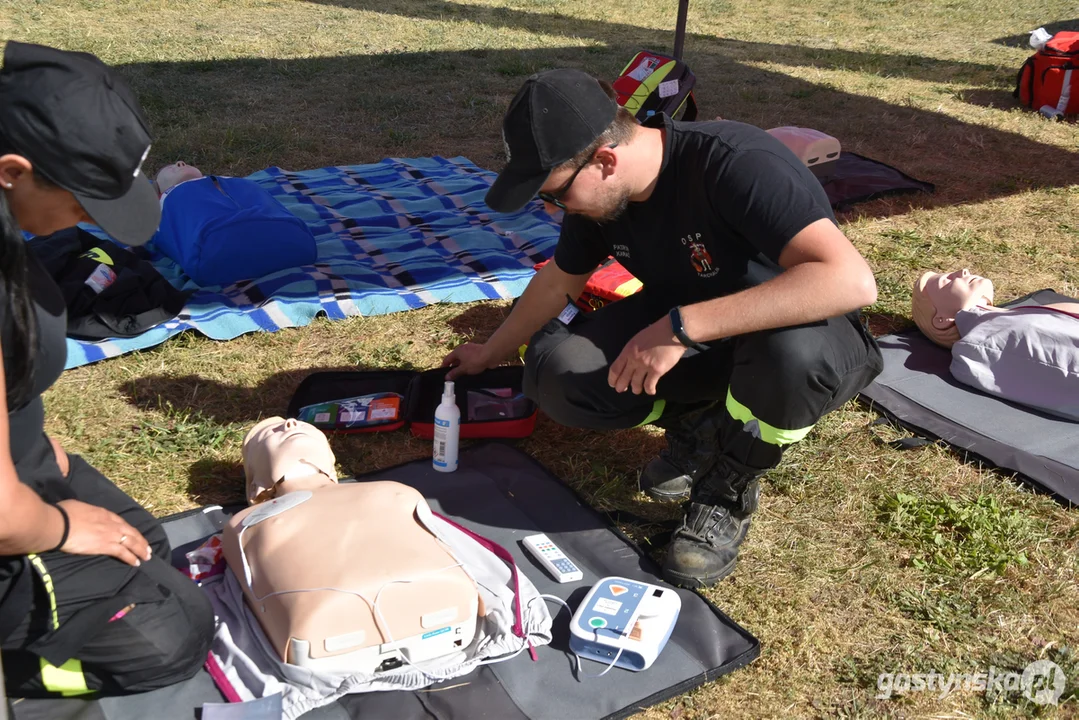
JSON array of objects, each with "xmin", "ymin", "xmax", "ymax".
[{"xmin": 64, "ymin": 156, "xmax": 561, "ymax": 369}]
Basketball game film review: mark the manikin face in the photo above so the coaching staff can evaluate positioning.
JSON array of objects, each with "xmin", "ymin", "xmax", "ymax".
[
  {"xmin": 155, "ymin": 161, "xmax": 204, "ymax": 194},
  {"xmin": 243, "ymin": 417, "xmax": 337, "ymax": 503},
  {"xmin": 537, "ymin": 146, "xmax": 630, "ymax": 223},
  {"xmin": 922, "ymin": 269, "xmax": 995, "ymax": 328}
]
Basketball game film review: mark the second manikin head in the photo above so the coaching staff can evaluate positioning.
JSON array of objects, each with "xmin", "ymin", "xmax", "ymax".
[
  {"xmin": 911, "ymin": 269, "xmax": 995, "ymax": 347},
  {"xmin": 155, "ymin": 161, "xmax": 204, "ymax": 194}
]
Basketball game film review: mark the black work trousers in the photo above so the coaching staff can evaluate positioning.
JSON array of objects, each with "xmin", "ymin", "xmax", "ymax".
[
  {"xmin": 0, "ymin": 452, "xmax": 214, "ymax": 698},
  {"xmin": 523, "ymin": 291, "xmax": 883, "ymax": 474}
]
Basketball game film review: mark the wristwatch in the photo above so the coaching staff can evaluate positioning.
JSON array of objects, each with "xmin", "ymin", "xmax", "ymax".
[{"xmin": 668, "ymin": 306, "xmax": 709, "ymax": 353}]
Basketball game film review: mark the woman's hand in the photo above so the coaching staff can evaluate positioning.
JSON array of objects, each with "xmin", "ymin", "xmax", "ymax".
[
  {"xmin": 48, "ymin": 436, "xmax": 69, "ymax": 477},
  {"xmin": 55, "ymin": 499, "xmax": 152, "ymax": 567}
]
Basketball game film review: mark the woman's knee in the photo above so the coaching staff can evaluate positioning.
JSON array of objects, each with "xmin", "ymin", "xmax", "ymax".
[
  {"xmin": 65, "ymin": 455, "xmax": 172, "ymax": 558},
  {"xmin": 85, "ymin": 562, "xmax": 214, "ymax": 694}
]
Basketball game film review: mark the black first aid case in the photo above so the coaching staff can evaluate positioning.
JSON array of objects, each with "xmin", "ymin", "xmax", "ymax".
[{"xmin": 286, "ymin": 366, "xmax": 538, "ymax": 439}]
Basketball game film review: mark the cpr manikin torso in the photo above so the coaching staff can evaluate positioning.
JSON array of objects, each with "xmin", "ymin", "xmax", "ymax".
[
  {"xmin": 220, "ymin": 418, "xmax": 481, "ymax": 674},
  {"xmin": 912, "ymin": 270, "xmax": 1079, "ymax": 421}
]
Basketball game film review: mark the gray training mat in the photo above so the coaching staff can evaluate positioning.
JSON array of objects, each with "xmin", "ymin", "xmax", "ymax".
[
  {"xmin": 12, "ymin": 442, "xmax": 759, "ymax": 720},
  {"xmin": 859, "ymin": 289, "xmax": 1079, "ymax": 505}
]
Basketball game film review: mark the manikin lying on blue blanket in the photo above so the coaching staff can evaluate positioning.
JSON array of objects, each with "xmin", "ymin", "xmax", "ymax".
[
  {"xmin": 912, "ymin": 269, "xmax": 1079, "ymax": 421},
  {"xmin": 150, "ymin": 161, "xmax": 317, "ymax": 287}
]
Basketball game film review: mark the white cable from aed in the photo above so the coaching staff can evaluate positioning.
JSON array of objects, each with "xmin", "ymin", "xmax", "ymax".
[{"xmin": 532, "ymin": 594, "xmax": 625, "ymax": 680}]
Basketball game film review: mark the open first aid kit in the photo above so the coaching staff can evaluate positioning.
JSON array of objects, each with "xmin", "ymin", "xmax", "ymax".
[{"xmin": 286, "ymin": 366, "xmax": 537, "ymax": 439}]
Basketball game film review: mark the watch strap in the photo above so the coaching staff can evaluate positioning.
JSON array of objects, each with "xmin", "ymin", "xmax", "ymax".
[{"xmin": 668, "ymin": 307, "xmax": 709, "ymax": 352}]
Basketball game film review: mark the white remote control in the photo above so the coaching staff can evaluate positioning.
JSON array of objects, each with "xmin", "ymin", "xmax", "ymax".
[{"xmin": 522, "ymin": 533, "xmax": 583, "ymax": 583}]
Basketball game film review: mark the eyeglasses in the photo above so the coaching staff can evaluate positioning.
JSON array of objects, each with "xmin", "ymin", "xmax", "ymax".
[{"xmin": 537, "ymin": 143, "xmax": 618, "ymax": 211}]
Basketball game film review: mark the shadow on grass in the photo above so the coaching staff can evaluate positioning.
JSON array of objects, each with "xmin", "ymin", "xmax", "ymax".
[
  {"xmin": 306, "ymin": 0, "xmax": 1012, "ymax": 82},
  {"xmin": 955, "ymin": 87, "xmax": 1022, "ymax": 110},
  {"xmin": 864, "ymin": 310, "xmax": 913, "ymax": 337},
  {"xmin": 992, "ymin": 19, "xmax": 1079, "ymax": 48},
  {"xmin": 120, "ymin": 365, "xmax": 362, "ymax": 425},
  {"xmin": 187, "ymin": 457, "xmax": 246, "ymax": 507},
  {"xmin": 446, "ymin": 302, "xmax": 511, "ymax": 340},
  {"xmin": 109, "ymin": 7, "xmax": 1077, "ymax": 221}
]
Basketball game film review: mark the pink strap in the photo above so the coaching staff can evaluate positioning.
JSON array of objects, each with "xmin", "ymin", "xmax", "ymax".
[
  {"xmin": 204, "ymin": 651, "xmax": 244, "ymax": 703},
  {"xmin": 433, "ymin": 511, "xmax": 537, "ymax": 661}
]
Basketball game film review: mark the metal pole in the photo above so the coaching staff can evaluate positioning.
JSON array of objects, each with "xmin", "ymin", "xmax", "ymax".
[{"xmin": 673, "ymin": 0, "xmax": 690, "ymax": 60}]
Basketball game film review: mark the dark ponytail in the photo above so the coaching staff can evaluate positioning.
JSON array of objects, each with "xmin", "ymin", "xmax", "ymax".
[{"xmin": 0, "ymin": 140, "xmax": 38, "ymax": 410}]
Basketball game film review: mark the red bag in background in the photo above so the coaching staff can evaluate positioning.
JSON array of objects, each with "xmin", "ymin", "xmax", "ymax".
[
  {"xmin": 535, "ymin": 257, "xmax": 642, "ymax": 312},
  {"xmin": 1015, "ymin": 31, "xmax": 1079, "ymax": 117},
  {"xmin": 612, "ymin": 50, "xmax": 698, "ymax": 122}
]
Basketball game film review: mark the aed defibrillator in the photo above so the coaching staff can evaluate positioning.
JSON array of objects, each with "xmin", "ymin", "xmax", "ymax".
[{"xmin": 568, "ymin": 576, "xmax": 681, "ymax": 672}]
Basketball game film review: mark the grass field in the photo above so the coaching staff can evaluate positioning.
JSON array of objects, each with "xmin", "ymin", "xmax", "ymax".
[{"xmin": 2, "ymin": 0, "xmax": 1077, "ymax": 716}]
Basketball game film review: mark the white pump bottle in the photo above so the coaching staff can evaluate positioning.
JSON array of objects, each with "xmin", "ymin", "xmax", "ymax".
[{"xmin": 432, "ymin": 381, "xmax": 460, "ymax": 472}]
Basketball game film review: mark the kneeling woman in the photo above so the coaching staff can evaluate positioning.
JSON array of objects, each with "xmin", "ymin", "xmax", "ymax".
[{"xmin": 0, "ymin": 41, "xmax": 213, "ymax": 697}]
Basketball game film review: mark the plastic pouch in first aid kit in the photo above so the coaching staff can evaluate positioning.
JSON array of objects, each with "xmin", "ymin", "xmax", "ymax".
[{"xmin": 286, "ymin": 366, "xmax": 537, "ymax": 439}]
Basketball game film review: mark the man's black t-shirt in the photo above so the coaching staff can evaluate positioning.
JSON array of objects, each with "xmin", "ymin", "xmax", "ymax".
[{"xmin": 554, "ymin": 115, "xmax": 836, "ymax": 305}]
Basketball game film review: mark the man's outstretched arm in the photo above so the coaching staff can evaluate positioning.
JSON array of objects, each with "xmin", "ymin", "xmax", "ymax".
[{"xmin": 442, "ymin": 260, "xmax": 592, "ymax": 379}]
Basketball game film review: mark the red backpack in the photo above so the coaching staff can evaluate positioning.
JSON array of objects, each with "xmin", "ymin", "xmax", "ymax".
[{"xmin": 1015, "ymin": 31, "xmax": 1079, "ymax": 117}]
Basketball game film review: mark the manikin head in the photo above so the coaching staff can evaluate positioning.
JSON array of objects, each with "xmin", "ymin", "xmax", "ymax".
[
  {"xmin": 912, "ymin": 269, "xmax": 995, "ymax": 348},
  {"xmin": 154, "ymin": 161, "xmax": 204, "ymax": 194},
  {"xmin": 486, "ymin": 69, "xmax": 640, "ymax": 223},
  {"xmin": 242, "ymin": 417, "xmax": 338, "ymax": 504}
]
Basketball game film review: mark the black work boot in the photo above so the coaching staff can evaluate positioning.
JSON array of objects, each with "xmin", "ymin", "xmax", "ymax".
[
  {"xmin": 638, "ymin": 403, "xmax": 723, "ymax": 502},
  {"xmin": 662, "ymin": 464, "xmax": 762, "ymax": 588}
]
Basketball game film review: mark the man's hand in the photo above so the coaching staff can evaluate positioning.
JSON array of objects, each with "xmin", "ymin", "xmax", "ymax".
[
  {"xmin": 608, "ymin": 318, "xmax": 687, "ymax": 395},
  {"xmin": 442, "ymin": 342, "xmax": 495, "ymax": 380},
  {"xmin": 56, "ymin": 499, "xmax": 152, "ymax": 567}
]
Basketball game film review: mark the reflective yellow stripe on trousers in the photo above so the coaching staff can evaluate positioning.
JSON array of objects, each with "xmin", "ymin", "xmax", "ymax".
[
  {"xmin": 725, "ymin": 389, "xmax": 814, "ymax": 446},
  {"xmin": 39, "ymin": 658, "xmax": 91, "ymax": 696},
  {"xmin": 28, "ymin": 553, "xmax": 92, "ymax": 696}
]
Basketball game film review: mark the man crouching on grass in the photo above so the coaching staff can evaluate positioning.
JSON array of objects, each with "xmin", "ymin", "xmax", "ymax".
[{"xmin": 443, "ymin": 69, "xmax": 883, "ymax": 588}]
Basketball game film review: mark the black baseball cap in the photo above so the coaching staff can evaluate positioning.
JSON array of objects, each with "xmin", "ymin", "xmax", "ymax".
[
  {"xmin": 486, "ymin": 69, "xmax": 617, "ymax": 214},
  {"xmin": 0, "ymin": 41, "xmax": 160, "ymax": 246}
]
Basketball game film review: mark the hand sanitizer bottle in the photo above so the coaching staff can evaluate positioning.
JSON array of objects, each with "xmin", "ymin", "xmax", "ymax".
[{"xmin": 433, "ymin": 381, "xmax": 460, "ymax": 472}]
